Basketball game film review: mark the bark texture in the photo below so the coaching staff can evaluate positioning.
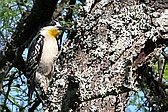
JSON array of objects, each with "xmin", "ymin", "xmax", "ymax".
[{"xmin": 43, "ymin": 0, "xmax": 168, "ymax": 112}]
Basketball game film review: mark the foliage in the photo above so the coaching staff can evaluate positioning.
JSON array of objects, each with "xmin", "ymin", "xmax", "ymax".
[
  {"xmin": 0, "ymin": 0, "xmax": 33, "ymax": 49},
  {"xmin": 163, "ymin": 63, "xmax": 168, "ymax": 80},
  {"xmin": 154, "ymin": 61, "xmax": 168, "ymax": 80}
]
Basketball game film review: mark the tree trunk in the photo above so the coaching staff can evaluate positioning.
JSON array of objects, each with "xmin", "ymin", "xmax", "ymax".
[{"xmin": 43, "ymin": 0, "xmax": 168, "ymax": 111}]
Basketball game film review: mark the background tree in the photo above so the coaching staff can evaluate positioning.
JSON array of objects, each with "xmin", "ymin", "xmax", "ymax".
[{"xmin": 0, "ymin": 0, "xmax": 168, "ymax": 111}]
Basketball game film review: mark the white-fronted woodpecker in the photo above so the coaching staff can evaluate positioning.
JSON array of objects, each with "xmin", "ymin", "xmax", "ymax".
[{"xmin": 26, "ymin": 25, "xmax": 62, "ymax": 99}]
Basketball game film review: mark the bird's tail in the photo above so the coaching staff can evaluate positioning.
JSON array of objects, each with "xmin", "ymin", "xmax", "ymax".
[{"xmin": 27, "ymin": 75, "xmax": 35, "ymax": 100}]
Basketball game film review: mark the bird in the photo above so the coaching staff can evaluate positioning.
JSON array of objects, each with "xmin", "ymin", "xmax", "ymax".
[{"xmin": 26, "ymin": 24, "xmax": 62, "ymax": 99}]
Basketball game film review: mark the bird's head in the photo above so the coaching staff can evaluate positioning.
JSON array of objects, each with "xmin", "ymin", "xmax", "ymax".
[
  {"xmin": 41, "ymin": 26, "xmax": 61, "ymax": 39},
  {"xmin": 40, "ymin": 22, "xmax": 70, "ymax": 39}
]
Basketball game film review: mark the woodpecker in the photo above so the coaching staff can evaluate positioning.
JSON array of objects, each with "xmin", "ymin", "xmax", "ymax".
[{"xmin": 26, "ymin": 25, "xmax": 62, "ymax": 99}]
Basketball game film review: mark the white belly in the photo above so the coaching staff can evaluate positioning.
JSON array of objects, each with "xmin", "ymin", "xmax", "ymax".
[{"xmin": 40, "ymin": 38, "xmax": 58, "ymax": 64}]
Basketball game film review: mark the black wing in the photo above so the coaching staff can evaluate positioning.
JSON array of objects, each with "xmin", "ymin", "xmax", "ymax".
[{"xmin": 26, "ymin": 34, "xmax": 44, "ymax": 99}]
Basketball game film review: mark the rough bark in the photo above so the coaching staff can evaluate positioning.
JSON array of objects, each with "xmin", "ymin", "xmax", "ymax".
[{"xmin": 43, "ymin": 0, "xmax": 168, "ymax": 112}]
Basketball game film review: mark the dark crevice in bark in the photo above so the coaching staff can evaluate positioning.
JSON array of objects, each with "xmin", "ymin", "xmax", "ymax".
[
  {"xmin": 133, "ymin": 39, "xmax": 157, "ymax": 67},
  {"xmin": 61, "ymin": 76, "xmax": 80, "ymax": 112}
]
